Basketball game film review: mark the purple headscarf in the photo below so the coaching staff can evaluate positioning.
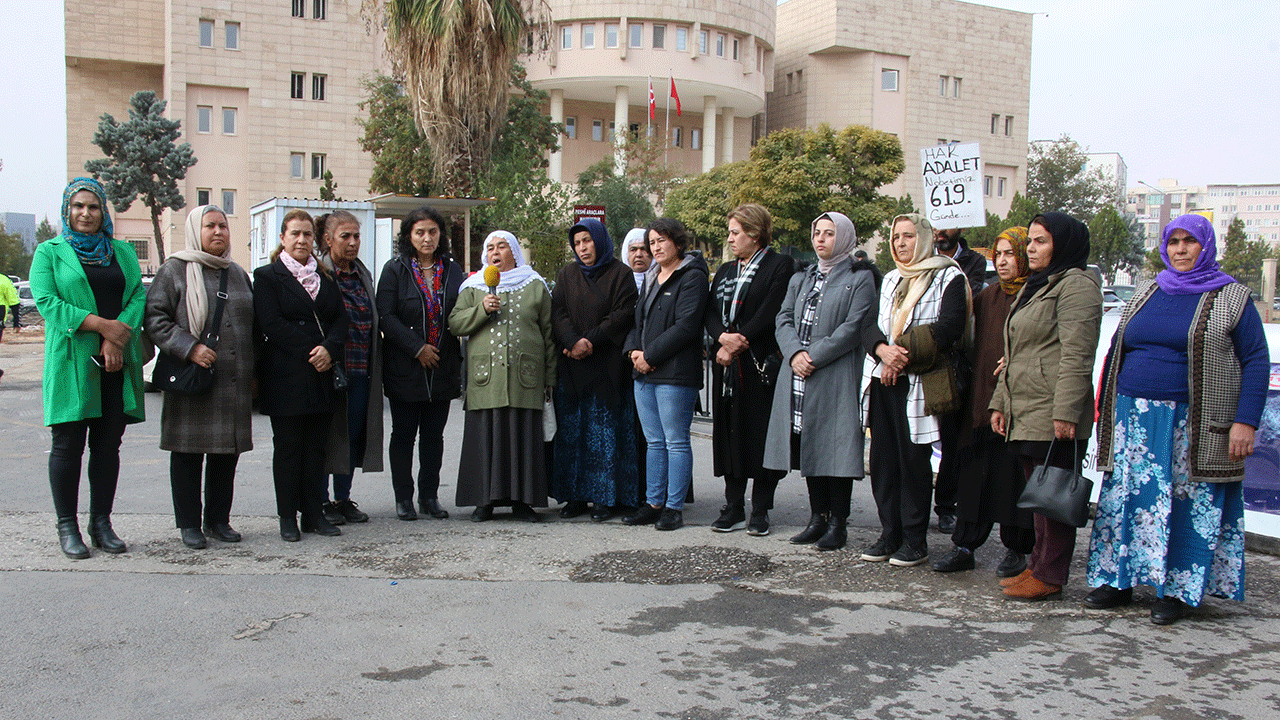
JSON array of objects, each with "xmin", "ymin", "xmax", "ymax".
[{"xmin": 1156, "ymin": 214, "xmax": 1235, "ymax": 295}]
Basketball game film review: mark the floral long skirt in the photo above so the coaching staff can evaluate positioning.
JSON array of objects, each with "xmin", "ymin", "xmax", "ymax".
[{"xmin": 1086, "ymin": 394, "xmax": 1246, "ymax": 606}]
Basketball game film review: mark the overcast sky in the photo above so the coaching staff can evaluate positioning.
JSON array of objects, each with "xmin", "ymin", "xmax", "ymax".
[{"xmin": 2, "ymin": 0, "xmax": 1278, "ymax": 225}]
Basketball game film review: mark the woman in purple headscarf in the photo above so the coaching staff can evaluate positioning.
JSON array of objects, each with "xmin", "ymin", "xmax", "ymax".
[{"xmin": 1086, "ymin": 214, "xmax": 1270, "ymax": 626}]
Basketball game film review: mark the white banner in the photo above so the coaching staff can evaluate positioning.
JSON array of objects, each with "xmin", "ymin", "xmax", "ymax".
[{"xmin": 920, "ymin": 143, "xmax": 985, "ymax": 229}]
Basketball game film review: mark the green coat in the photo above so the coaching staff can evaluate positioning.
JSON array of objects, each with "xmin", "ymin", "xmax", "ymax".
[
  {"xmin": 30, "ymin": 236, "xmax": 147, "ymax": 426},
  {"xmin": 448, "ymin": 282, "xmax": 556, "ymax": 412}
]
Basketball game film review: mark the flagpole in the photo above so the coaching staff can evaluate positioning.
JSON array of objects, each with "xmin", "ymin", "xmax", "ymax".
[
  {"xmin": 664, "ymin": 71, "xmax": 671, "ymax": 169},
  {"xmin": 647, "ymin": 76, "xmax": 652, "ymax": 141}
]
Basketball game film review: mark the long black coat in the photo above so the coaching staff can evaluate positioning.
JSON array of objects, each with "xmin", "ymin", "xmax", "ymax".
[
  {"xmin": 376, "ymin": 252, "xmax": 465, "ymax": 404},
  {"xmin": 624, "ymin": 252, "xmax": 710, "ymax": 387},
  {"xmin": 253, "ymin": 259, "xmax": 349, "ymax": 417},
  {"xmin": 704, "ymin": 250, "xmax": 795, "ymax": 478},
  {"xmin": 552, "ymin": 258, "xmax": 637, "ymax": 406}
]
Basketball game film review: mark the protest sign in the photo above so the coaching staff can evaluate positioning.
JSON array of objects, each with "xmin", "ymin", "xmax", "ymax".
[{"xmin": 920, "ymin": 143, "xmax": 984, "ymax": 229}]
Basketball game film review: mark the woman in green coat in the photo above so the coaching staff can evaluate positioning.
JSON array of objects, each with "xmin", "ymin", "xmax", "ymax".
[{"xmin": 30, "ymin": 178, "xmax": 147, "ymax": 559}]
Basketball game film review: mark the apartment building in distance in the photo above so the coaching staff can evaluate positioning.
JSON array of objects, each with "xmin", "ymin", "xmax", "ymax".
[
  {"xmin": 768, "ymin": 0, "xmax": 1032, "ymax": 219},
  {"xmin": 1126, "ymin": 179, "xmax": 1208, "ymax": 250},
  {"xmin": 1085, "ymin": 151, "xmax": 1128, "ymax": 210},
  {"xmin": 65, "ymin": 0, "xmax": 381, "ymax": 270}
]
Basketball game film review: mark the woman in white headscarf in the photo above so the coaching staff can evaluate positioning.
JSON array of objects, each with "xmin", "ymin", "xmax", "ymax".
[
  {"xmin": 448, "ymin": 231, "xmax": 557, "ymax": 522},
  {"xmin": 763, "ymin": 211, "xmax": 878, "ymax": 551},
  {"xmin": 144, "ymin": 205, "xmax": 255, "ymax": 549},
  {"xmin": 622, "ymin": 227, "xmax": 653, "ymax": 290},
  {"xmin": 860, "ymin": 212, "xmax": 971, "ymax": 567}
]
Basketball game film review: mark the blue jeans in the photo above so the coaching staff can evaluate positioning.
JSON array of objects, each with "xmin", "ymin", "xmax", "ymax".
[
  {"xmin": 633, "ymin": 379, "xmax": 698, "ymax": 510},
  {"xmin": 328, "ymin": 372, "xmax": 371, "ymax": 502}
]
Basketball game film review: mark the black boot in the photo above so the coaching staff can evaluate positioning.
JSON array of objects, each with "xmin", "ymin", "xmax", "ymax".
[
  {"xmin": 815, "ymin": 517, "xmax": 848, "ymax": 551},
  {"xmin": 789, "ymin": 513, "xmax": 829, "ymax": 545},
  {"xmin": 87, "ymin": 514, "xmax": 126, "ymax": 554},
  {"xmin": 57, "ymin": 517, "xmax": 90, "ymax": 559},
  {"xmin": 300, "ymin": 514, "xmax": 342, "ymax": 536}
]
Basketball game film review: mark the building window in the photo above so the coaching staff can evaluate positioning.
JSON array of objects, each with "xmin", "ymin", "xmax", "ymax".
[
  {"xmin": 591, "ymin": 119, "xmax": 603, "ymax": 142},
  {"xmin": 222, "ymin": 107, "xmax": 237, "ymax": 135},
  {"xmin": 691, "ymin": 128, "xmax": 701, "ymax": 150},
  {"xmin": 675, "ymin": 27, "xmax": 688, "ymax": 52},
  {"xmin": 290, "ymin": 152, "xmax": 304, "ymax": 179},
  {"xmin": 564, "ymin": 116, "xmax": 576, "ymax": 139},
  {"xmin": 629, "ymin": 23, "xmax": 642, "ymax": 48},
  {"xmin": 732, "ymin": 38, "xmax": 739, "ymax": 60},
  {"xmin": 199, "ymin": 19, "xmax": 213, "ymax": 47},
  {"xmin": 991, "ymin": 114, "xmax": 999, "ymax": 134},
  {"xmin": 953, "ymin": 77, "xmax": 962, "ymax": 98},
  {"xmin": 605, "ymin": 24, "xmax": 618, "ymax": 49},
  {"xmin": 937, "ymin": 138, "xmax": 950, "ymax": 145},
  {"xmin": 312, "ymin": 74, "xmax": 326, "ymax": 101},
  {"xmin": 653, "ymin": 25, "xmax": 665, "ymax": 49},
  {"xmin": 716, "ymin": 33, "xmax": 725, "ymax": 57},
  {"xmin": 1004, "ymin": 115, "xmax": 1013, "ymax": 136},
  {"xmin": 607, "ymin": 121, "xmax": 616, "ymax": 142},
  {"xmin": 290, "ymin": 72, "xmax": 304, "ymax": 99},
  {"xmin": 698, "ymin": 30, "xmax": 708, "ymax": 55},
  {"xmin": 880, "ymin": 69, "xmax": 898, "ymax": 91},
  {"xmin": 757, "ymin": 46, "xmax": 764, "ymax": 71},
  {"xmin": 672, "ymin": 126, "xmax": 682, "ymax": 148},
  {"xmin": 312, "ymin": 0, "xmax": 326, "ymax": 20},
  {"xmin": 796, "ymin": 69, "xmax": 803, "ymax": 92},
  {"xmin": 225, "ymin": 22, "xmax": 240, "ymax": 49},
  {"xmin": 984, "ymin": 176, "xmax": 993, "ymax": 197},
  {"xmin": 582, "ymin": 24, "xmax": 595, "ymax": 49},
  {"xmin": 998, "ymin": 177, "xmax": 1007, "ymax": 197},
  {"xmin": 129, "ymin": 239, "xmax": 149, "ymax": 261},
  {"xmin": 311, "ymin": 153, "xmax": 326, "ymax": 180},
  {"xmin": 221, "ymin": 189, "xmax": 236, "ymax": 216},
  {"xmin": 939, "ymin": 76, "xmax": 949, "ymax": 96},
  {"xmin": 786, "ymin": 72, "xmax": 793, "ymax": 95},
  {"xmin": 560, "ymin": 25, "xmax": 572, "ymax": 50},
  {"xmin": 197, "ymin": 188, "xmax": 211, "ymax": 206},
  {"xmin": 292, "ymin": 0, "xmax": 305, "ymax": 18},
  {"xmin": 196, "ymin": 106, "xmax": 212, "ymax": 133}
]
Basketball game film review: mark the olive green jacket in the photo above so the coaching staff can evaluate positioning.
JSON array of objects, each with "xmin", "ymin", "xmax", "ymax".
[
  {"xmin": 448, "ymin": 282, "xmax": 556, "ymax": 412},
  {"xmin": 30, "ymin": 236, "xmax": 147, "ymax": 426}
]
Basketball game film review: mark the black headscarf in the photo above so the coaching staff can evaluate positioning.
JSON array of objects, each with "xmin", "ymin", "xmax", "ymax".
[{"xmin": 1013, "ymin": 211, "xmax": 1090, "ymax": 313}]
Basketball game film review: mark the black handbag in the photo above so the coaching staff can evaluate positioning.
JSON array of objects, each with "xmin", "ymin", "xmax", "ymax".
[
  {"xmin": 154, "ymin": 269, "xmax": 228, "ymax": 396},
  {"xmin": 312, "ymin": 310, "xmax": 347, "ymax": 392},
  {"xmin": 1016, "ymin": 438, "xmax": 1093, "ymax": 527}
]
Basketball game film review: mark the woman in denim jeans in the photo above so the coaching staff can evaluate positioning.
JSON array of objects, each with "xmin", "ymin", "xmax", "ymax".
[{"xmin": 623, "ymin": 218, "xmax": 710, "ymax": 531}]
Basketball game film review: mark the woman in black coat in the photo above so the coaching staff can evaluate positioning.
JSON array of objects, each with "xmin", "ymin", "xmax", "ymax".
[
  {"xmin": 254, "ymin": 209, "xmax": 349, "ymax": 542},
  {"xmin": 704, "ymin": 204, "xmax": 794, "ymax": 537},
  {"xmin": 375, "ymin": 206, "xmax": 466, "ymax": 521}
]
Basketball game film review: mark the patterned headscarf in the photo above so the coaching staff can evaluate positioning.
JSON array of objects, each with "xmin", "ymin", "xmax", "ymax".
[
  {"xmin": 993, "ymin": 226, "xmax": 1029, "ymax": 296},
  {"xmin": 1156, "ymin": 214, "xmax": 1236, "ymax": 295},
  {"xmin": 459, "ymin": 231, "xmax": 545, "ymax": 293},
  {"xmin": 60, "ymin": 177, "xmax": 115, "ymax": 266}
]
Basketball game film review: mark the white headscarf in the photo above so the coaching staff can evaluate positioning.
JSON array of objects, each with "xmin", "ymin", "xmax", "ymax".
[
  {"xmin": 459, "ymin": 230, "xmax": 545, "ymax": 293},
  {"xmin": 170, "ymin": 205, "xmax": 232, "ymax": 334},
  {"xmin": 622, "ymin": 227, "xmax": 651, "ymax": 290},
  {"xmin": 889, "ymin": 213, "xmax": 962, "ymax": 341}
]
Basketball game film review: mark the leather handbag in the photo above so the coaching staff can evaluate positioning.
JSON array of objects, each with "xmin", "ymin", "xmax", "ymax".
[
  {"xmin": 1016, "ymin": 438, "xmax": 1093, "ymax": 527},
  {"xmin": 154, "ymin": 269, "xmax": 228, "ymax": 396}
]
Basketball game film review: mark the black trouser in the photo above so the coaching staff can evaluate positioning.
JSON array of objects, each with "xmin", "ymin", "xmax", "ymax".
[
  {"xmin": 806, "ymin": 475, "xmax": 854, "ymax": 519},
  {"xmin": 49, "ymin": 371, "xmax": 126, "ymax": 519},
  {"xmin": 388, "ymin": 396, "xmax": 452, "ymax": 504},
  {"xmin": 170, "ymin": 452, "xmax": 238, "ymax": 529},
  {"xmin": 952, "ymin": 519, "xmax": 1035, "ymax": 554},
  {"xmin": 724, "ymin": 473, "xmax": 783, "ymax": 511},
  {"xmin": 270, "ymin": 413, "xmax": 331, "ymax": 520},
  {"xmin": 933, "ymin": 409, "xmax": 962, "ymax": 517},
  {"xmin": 868, "ymin": 379, "xmax": 933, "ymax": 548}
]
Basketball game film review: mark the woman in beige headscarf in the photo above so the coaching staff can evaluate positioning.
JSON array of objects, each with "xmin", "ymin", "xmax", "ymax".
[
  {"xmin": 860, "ymin": 213, "xmax": 971, "ymax": 567},
  {"xmin": 144, "ymin": 205, "xmax": 255, "ymax": 549}
]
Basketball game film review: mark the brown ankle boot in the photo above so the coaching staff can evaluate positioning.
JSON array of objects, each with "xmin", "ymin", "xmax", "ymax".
[
  {"xmin": 1003, "ymin": 575, "xmax": 1062, "ymax": 601},
  {"xmin": 999, "ymin": 568, "xmax": 1032, "ymax": 588}
]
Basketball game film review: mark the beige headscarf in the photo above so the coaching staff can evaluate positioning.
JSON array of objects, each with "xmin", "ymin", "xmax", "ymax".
[
  {"xmin": 889, "ymin": 213, "xmax": 961, "ymax": 341},
  {"xmin": 171, "ymin": 205, "xmax": 232, "ymax": 335}
]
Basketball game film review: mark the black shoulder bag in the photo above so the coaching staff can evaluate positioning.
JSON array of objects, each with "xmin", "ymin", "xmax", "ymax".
[
  {"xmin": 1016, "ymin": 437, "xmax": 1093, "ymax": 528},
  {"xmin": 154, "ymin": 269, "xmax": 227, "ymax": 396}
]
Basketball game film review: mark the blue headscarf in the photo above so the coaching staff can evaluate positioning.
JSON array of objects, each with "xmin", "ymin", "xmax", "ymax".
[
  {"xmin": 568, "ymin": 218, "xmax": 615, "ymax": 279},
  {"xmin": 1156, "ymin": 214, "xmax": 1236, "ymax": 295},
  {"xmin": 61, "ymin": 177, "xmax": 115, "ymax": 267}
]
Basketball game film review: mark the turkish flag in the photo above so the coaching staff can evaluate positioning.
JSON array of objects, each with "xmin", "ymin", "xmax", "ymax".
[
  {"xmin": 669, "ymin": 77, "xmax": 681, "ymax": 116},
  {"xmin": 648, "ymin": 77, "xmax": 655, "ymax": 120}
]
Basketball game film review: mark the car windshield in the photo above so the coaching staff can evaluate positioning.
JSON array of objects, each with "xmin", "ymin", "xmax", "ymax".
[
  {"xmin": 1111, "ymin": 286, "xmax": 1135, "ymax": 301},
  {"xmin": 18, "ymin": 286, "xmax": 32, "ymax": 299}
]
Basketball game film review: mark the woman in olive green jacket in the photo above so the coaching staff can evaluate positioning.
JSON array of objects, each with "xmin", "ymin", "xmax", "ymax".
[
  {"xmin": 448, "ymin": 231, "xmax": 556, "ymax": 521},
  {"xmin": 31, "ymin": 178, "xmax": 147, "ymax": 559}
]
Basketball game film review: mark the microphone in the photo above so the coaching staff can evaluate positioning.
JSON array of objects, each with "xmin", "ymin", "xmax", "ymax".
[{"xmin": 483, "ymin": 265, "xmax": 501, "ymax": 295}]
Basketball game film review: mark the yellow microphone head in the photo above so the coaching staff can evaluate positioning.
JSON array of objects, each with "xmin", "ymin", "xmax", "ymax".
[{"xmin": 483, "ymin": 265, "xmax": 501, "ymax": 291}]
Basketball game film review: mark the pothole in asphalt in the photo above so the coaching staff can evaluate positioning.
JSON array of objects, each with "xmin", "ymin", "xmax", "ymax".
[{"xmin": 571, "ymin": 546, "xmax": 774, "ymax": 585}]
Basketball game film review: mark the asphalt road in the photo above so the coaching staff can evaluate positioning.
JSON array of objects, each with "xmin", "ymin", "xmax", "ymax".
[{"xmin": 2, "ymin": 331, "xmax": 1279, "ymax": 720}]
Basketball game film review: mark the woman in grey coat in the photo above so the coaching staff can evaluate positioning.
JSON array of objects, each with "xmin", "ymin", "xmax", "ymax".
[
  {"xmin": 763, "ymin": 211, "xmax": 878, "ymax": 551},
  {"xmin": 143, "ymin": 205, "xmax": 254, "ymax": 549}
]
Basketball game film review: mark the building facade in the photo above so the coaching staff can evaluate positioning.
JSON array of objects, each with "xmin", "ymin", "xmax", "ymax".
[
  {"xmin": 768, "ymin": 0, "xmax": 1031, "ymax": 219},
  {"xmin": 1085, "ymin": 151, "xmax": 1128, "ymax": 211},
  {"xmin": 0, "ymin": 212, "xmax": 37, "ymax": 254},
  {"xmin": 66, "ymin": 0, "xmax": 381, "ymax": 270},
  {"xmin": 1125, "ymin": 179, "xmax": 1208, "ymax": 250}
]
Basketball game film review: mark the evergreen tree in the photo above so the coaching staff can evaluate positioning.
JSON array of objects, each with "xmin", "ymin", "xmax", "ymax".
[
  {"xmin": 85, "ymin": 90, "xmax": 197, "ymax": 263},
  {"xmin": 35, "ymin": 217, "xmax": 56, "ymax": 243},
  {"xmin": 1088, "ymin": 206, "xmax": 1144, "ymax": 284}
]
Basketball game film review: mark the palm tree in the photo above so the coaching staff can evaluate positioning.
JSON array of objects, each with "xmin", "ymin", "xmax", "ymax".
[{"xmin": 367, "ymin": 0, "xmax": 550, "ymax": 196}]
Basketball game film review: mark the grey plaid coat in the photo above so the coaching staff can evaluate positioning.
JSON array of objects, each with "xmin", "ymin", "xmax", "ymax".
[{"xmin": 143, "ymin": 259, "xmax": 255, "ymax": 455}]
